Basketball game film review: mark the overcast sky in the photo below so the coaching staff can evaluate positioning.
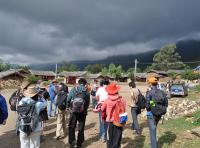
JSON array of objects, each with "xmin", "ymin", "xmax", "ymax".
[{"xmin": 0, "ymin": 0, "xmax": 200, "ymax": 64}]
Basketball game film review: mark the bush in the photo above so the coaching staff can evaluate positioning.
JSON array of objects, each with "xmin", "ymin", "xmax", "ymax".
[
  {"xmin": 181, "ymin": 70, "xmax": 200, "ymax": 80},
  {"xmin": 192, "ymin": 110, "xmax": 200, "ymax": 126}
]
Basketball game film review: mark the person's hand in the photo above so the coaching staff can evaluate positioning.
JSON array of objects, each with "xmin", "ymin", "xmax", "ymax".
[
  {"xmin": 146, "ymin": 111, "xmax": 153, "ymax": 117},
  {"xmin": 2, "ymin": 120, "xmax": 7, "ymax": 125}
]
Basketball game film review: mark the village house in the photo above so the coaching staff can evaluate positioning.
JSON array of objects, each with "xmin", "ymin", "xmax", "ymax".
[
  {"xmin": 147, "ymin": 70, "xmax": 170, "ymax": 82},
  {"xmin": 135, "ymin": 73, "xmax": 147, "ymax": 82},
  {"xmin": 79, "ymin": 73, "xmax": 104, "ymax": 83},
  {"xmin": 0, "ymin": 69, "xmax": 26, "ymax": 81},
  {"xmin": 59, "ymin": 71, "xmax": 87, "ymax": 84},
  {"xmin": 30, "ymin": 70, "xmax": 56, "ymax": 81},
  {"xmin": 0, "ymin": 69, "xmax": 28, "ymax": 88}
]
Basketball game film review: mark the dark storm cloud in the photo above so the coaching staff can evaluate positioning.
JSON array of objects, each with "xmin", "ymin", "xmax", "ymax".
[{"xmin": 0, "ymin": 0, "xmax": 200, "ymax": 64}]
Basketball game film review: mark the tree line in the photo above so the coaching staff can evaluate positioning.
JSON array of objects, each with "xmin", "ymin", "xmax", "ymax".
[{"xmin": 1, "ymin": 43, "xmax": 199, "ymax": 80}]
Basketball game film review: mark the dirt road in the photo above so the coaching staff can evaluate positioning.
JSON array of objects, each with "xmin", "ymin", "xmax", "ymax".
[{"xmin": 0, "ymin": 83, "xmax": 149, "ymax": 148}]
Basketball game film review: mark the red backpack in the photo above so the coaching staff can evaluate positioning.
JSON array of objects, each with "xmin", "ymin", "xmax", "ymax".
[{"xmin": 111, "ymin": 97, "xmax": 126, "ymax": 127}]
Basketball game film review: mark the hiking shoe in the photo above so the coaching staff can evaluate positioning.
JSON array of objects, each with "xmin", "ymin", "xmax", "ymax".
[{"xmin": 56, "ymin": 136, "xmax": 61, "ymax": 140}]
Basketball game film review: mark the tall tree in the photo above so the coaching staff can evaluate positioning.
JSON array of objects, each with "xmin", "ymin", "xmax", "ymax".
[
  {"xmin": 0, "ymin": 59, "xmax": 11, "ymax": 72},
  {"xmin": 101, "ymin": 67, "xmax": 108, "ymax": 76},
  {"xmin": 108, "ymin": 63, "xmax": 124, "ymax": 80},
  {"xmin": 85, "ymin": 64, "xmax": 104, "ymax": 74},
  {"xmin": 58, "ymin": 61, "xmax": 78, "ymax": 72},
  {"xmin": 151, "ymin": 44, "xmax": 185, "ymax": 71}
]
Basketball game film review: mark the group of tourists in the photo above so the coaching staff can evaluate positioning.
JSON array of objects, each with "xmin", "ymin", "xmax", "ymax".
[{"xmin": 0, "ymin": 76, "xmax": 168, "ymax": 148}]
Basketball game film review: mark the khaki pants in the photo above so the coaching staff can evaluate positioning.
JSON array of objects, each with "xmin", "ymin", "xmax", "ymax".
[{"xmin": 56, "ymin": 109, "xmax": 67, "ymax": 138}]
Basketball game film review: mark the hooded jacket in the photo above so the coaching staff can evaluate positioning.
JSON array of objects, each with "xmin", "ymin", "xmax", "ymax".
[
  {"xmin": 67, "ymin": 84, "xmax": 90, "ymax": 115},
  {"xmin": 49, "ymin": 83, "xmax": 56, "ymax": 101},
  {"xmin": 101, "ymin": 94, "xmax": 126, "ymax": 123},
  {"xmin": 0, "ymin": 94, "xmax": 8, "ymax": 124}
]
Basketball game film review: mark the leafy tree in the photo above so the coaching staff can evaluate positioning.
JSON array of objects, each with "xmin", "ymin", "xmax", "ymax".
[
  {"xmin": 127, "ymin": 68, "xmax": 135, "ymax": 80},
  {"xmin": 168, "ymin": 72, "xmax": 177, "ymax": 80},
  {"xmin": 101, "ymin": 67, "xmax": 108, "ymax": 76},
  {"xmin": 25, "ymin": 75, "xmax": 41, "ymax": 84},
  {"xmin": 151, "ymin": 44, "xmax": 185, "ymax": 71},
  {"xmin": 18, "ymin": 65, "xmax": 30, "ymax": 71},
  {"xmin": 108, "ymin": 63, "xmax": 124, "ymax": 80},
  {"xmin": 58, "ymin": 61, "xmax": 78, "ymax": 72},
  {"xmin": 0, "ymin": 59, "xmax": 11, "ymax": 72},
  {"xmin": 85, "ymin": 64, "xmax": 104, "ymax": 74}
]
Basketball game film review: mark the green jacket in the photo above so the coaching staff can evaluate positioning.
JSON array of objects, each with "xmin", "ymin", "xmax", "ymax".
[{"xmin": 67, "ymin": 84, "xmax": 90, "ymax": 114}]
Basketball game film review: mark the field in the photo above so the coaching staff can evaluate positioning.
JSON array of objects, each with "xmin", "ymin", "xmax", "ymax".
[{"xmin": 0, "ymin": 82, "xmax": 200, "ymax": 148}]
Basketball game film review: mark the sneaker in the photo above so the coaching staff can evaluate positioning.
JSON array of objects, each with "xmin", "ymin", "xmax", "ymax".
[
  {"xmin": 56, "ymin": 136, "xmax": 61, "ymax": 140},
  {"xmin": 69, "ymin": 141, "xmax": 76, "ymax": 148}
]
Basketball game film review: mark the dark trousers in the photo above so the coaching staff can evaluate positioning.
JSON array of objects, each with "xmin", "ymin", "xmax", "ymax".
[
  {"xmin": 108, "ymin": 123, "xmax": 123, "ymax": 148},
  {"xmin": 131, "ymin": 107, "xmax": 140, "ymax": 132},
  {"xmin": 68, "ymin": 112, "xmax": 86, "ymax": 146}
]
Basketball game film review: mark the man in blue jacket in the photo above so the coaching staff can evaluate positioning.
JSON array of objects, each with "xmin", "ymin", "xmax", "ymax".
[
  {"xmin": 48, "ymin": 80, "xmax": 58, "ymax": 117},
  {"xmin": 146, "ymin": 77, "xmax": 168, "ymax": 148},
  {"xmin": 0, "ymin": 93, "xmax": 8, "ymax": 125}
]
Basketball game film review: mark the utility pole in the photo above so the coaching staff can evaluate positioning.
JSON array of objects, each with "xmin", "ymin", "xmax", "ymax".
[
  {"xmin": 134, "ymin": 59, "xmax": 138, "ymax": 80},
  {"xmin": 55, "ymin": 63, "xmax": 58, "ymax": 79}
]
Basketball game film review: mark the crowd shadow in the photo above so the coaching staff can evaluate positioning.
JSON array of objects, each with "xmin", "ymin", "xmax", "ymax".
[
  {"xmin": 158, "ymin": 131, "xmax": 177, "ymax": 148},
  {"xmin": 122, "ymin": 135, "xmax": 146, "ymax": 148},
  {"xmin": 85, "ymin": 122, "xmax": 96, "ymax": 131},
  {"xmin": 0, "ymin": 129, "xmax": 20, "ymax": 148},
  {"xmin": 125, "ymin": 120, "xmax": 148, "ymax": 135},
  {"xmin": 83, "ymin": 134, "xmax": 99, "ymax": 147}
]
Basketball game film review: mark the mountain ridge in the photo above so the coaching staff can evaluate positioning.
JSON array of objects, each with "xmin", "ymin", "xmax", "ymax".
[{"xmin": 30, "ymin": 39, "xmax": 200, "ymax": 71}]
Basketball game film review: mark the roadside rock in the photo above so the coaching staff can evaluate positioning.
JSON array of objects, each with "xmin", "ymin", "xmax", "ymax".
[{"xmin": 191, "ymin": 127, "xmax": 200, "ymax": 137}]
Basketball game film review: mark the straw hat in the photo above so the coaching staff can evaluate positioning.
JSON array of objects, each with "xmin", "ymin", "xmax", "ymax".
[
  {"xmin": 39, "ymin": 81, "xmax": 48, "ymax": 89},
  {"xmin": 52, "ymin": 79, "xmax": 58, "ymax": 83},
  {"xmin": 20, "ymin": 81, "xmax": 30, "ymax": 90},
  {"xmin": 105, "ymin": 83, "xmax": 121, "ymax": 95},
  {"xmin": 23, "ymin": 84, "xmax": 39, "ymax": 98}
]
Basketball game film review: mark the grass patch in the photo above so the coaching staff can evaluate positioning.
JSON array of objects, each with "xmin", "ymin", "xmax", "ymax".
[
  {"xmin": 158, "ymin": 110, "xmax": 200, "ymax": 147},
  {"xmin": 192, "ymin": 109, "xmax": 200, "ymax": 126}
]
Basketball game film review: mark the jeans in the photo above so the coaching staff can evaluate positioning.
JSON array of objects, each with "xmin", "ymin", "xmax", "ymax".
[
  {"xmin": 92, "ymin": 97, "xmax": 97, "ymax": 109},
  {"xmin": 20, "ymin": 131, "xmax": 41, "ymax": 148},
  {"xmin": 68, "ymin": 112, "xmax": 86, "ymax": 146},
  {"xmin": 147, "ymin": 115, "xmax": 161, "ymax": 148},
  {"xmin": 131, "ymin": 107, "xmax": 140, "ymax": 133},
  {"xmin": 108, "ymin": 123, "xmax": 123, "ymax": 148},
  {"xmin": 98, "ymin": 112, "xmax": 106, "ymax": 139},
  {"xmin": 48, "ymin": 100, "xmax": 57, "ymax": 117},
  {"xmin": 56, "ymin": 109, "xmax": 67, "ymax": 138}
]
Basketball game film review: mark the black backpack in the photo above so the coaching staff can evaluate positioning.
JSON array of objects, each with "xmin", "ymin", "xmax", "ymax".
[
  {"xmin": 150, "ymin": 89, "xmax": 168, "ymax": 117},
  {"xmin": 9, "ymin": 90, "xmax": 23, "ymax": 111},
  {"xmin": 136, "ymin": 90, "xmax": 146, "ymax": 109},
  {"xmin": 17, "ymin": 102, "xmax": 37, "ymax": 136},
  {"xmin": 57, "ymin": 91, "xmax": 68, "ymax": 110},
  {"xmin": 91, "ymin": 87, "xmax": 97, "ymax": 96},
  {"xmin": 72, "ymin": 87, "xmax": 85, "ymax": 113}
]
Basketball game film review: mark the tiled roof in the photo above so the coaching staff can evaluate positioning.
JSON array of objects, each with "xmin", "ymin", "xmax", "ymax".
[
  {"xmin": 59, "ymin": 71, "xmax": 87, "ymax": 77},
  {"xmin": 0, "ymin": 69, "xmax": 25, "ymax": 79},
  {"xmin": 30, "ymin": 70, "xmax": 55, "ymax": 76}
]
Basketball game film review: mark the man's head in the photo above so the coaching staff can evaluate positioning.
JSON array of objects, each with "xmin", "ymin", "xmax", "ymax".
[
  {"xmin": 100, "ymin": 80, "xmax": 104, "ymax": 86},
  {"xmin": 78, "ymin": 78, "xmax": 87, "ymax": 86},
  {"xmin": 52, "ymin": 79, "xmax": 58, "ymax": 85},
  {"xmin": 148, "ymin": 77, "xmax": 158, "ymax": 86},
  {"xmin": 129, "ymin": 81, "xmax": 136, "ymax": 88},
  {"xmin": 103, "ymin": 78, "xmax": 110, "ymax": 86}
]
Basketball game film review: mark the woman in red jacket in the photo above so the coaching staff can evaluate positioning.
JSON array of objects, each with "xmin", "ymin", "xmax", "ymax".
[{"xmin": 101, "ymin": 83, "xmax": 127, "ymax": 148}]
